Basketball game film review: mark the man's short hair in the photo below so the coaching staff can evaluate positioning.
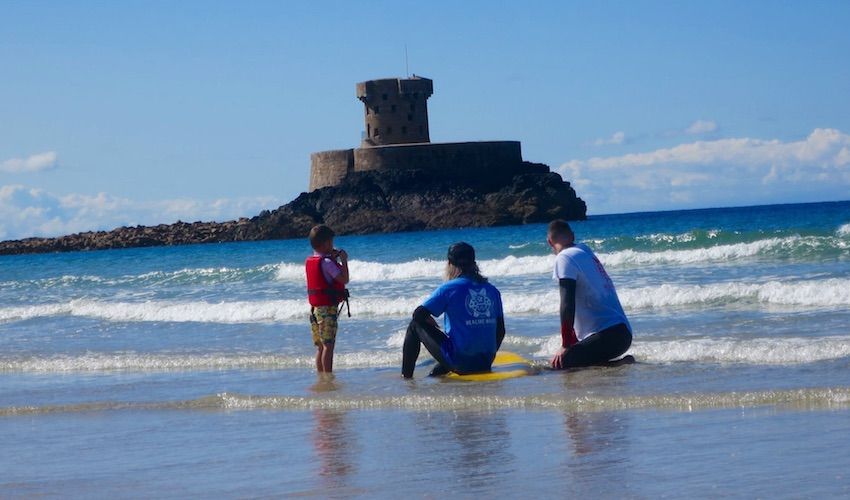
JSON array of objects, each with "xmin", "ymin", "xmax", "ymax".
[
  {"xmin": 308, "ymin": 224, "xmax": 335, "ymax": 250},
  {"xmin": 547, "ymin": 220, "xmax": 574, "ymax": 239}
]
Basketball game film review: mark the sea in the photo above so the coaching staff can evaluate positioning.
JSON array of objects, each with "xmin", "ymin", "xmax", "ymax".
[{"xmin": 2, "ymin": 200, "xmax": 849, "ymax": 497}]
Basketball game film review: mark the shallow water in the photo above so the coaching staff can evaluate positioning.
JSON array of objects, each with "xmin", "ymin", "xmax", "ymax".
[{"xmin": 2, "ymin": 200, "xmax": 850, "ymax": 496}]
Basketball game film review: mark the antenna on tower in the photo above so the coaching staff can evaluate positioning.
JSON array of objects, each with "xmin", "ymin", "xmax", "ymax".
[{"xmin": 405, "ymin": 44, "xmax": 410, "ymax": 77}]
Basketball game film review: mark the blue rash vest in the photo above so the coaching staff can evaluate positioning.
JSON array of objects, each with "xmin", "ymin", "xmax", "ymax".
[{"xmin": 422, "ymin": 276, "xmax": 504, "ymax": 373}]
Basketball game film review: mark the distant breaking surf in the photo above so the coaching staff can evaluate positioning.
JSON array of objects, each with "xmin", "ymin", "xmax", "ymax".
[
  {"xmin": 1, "ymin": 277, "xmax": 849, "ymax": 324},
  {"xmin": 2, "ymin": 233, "xmax": 845, "ymax": 293}
]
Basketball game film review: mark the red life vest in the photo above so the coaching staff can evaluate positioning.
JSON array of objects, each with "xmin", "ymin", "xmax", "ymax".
[{"xmin": 305, "ymin": 255, "xmax": 346, "ymax": 307}]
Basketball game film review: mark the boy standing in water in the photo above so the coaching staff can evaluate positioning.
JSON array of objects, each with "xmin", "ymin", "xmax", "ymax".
[
  {"xmin": 305, "ymin": 225, "xmax": 350, "ymax": 373},
  {"xmin": 547, "ymin": 220, "xmax": 633, "ymax": 369}
]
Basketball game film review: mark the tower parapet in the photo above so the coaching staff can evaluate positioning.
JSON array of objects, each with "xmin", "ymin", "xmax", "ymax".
[{"xmin": 356, "ymin": 76, "xmax": 433, "ymax": 147}]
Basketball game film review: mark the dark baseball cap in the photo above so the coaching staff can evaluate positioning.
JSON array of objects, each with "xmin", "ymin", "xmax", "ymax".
[{"xmin": 447, "ymin": 242, "xmax": 475, "ymax": 266}]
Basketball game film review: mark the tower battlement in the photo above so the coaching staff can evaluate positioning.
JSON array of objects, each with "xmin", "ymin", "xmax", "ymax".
[{"xmin": 356, "ymin": 76, "xmax": 433, "ymax": 147}]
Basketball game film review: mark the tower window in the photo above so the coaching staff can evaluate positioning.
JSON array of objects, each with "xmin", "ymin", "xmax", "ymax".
[
  {"xmin": 407, "ymin": 114, "xmax": 413, "ymax": 121},
  {"xmin": 402, "ymin": 126, "xmax": 407, "ymax": 134},
  {"xmin": 375, "ymin": 106, "xmax": 380, "ymax": 114},
  {"xmin": 391, "ymin": 104, "xmax": 396, "ymax": 112},
  {"xmin": 382, "ymin": 93, "xmax": 388, "ymax": 100},
  {"xmin": 410, "ymin": 103, "xmax": 415, "ymax": 112}
]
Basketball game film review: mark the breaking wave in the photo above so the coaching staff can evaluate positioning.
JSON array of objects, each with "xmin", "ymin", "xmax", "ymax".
[
  {"xmin": 4, "ymin": 334, "xmax": 850, "ymax": 374},
  {"xmin": 272, "ymin": 235, "xmax": 848, "ymax": 283},
  {"xmin": 0, "ymin": 264, "xmax": 280, "ymax": 291},
  {"xmin": 2, "ymin": 277, "xmax": 849, "ymax": 324},
  {"xmin": 274, "ymin": 255, "xmax": 558, "ymax": 282},
  {"xmin": 0, "ymin": 351, "xmax": 403, "ymax": 373},
  {"xmin": 3, "ymin": 234, "xmax": 846, "ymax": 294}
]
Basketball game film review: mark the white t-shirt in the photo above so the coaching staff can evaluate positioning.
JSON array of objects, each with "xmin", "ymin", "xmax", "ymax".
[{"xmin": 552, "ymin": 243, "xmax": 631, "ymax": 341}]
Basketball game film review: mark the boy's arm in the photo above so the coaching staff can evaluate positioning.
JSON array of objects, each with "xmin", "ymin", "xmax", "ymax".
[{"xmin": 333, "ymin": 250, "xmax": 350, "ymax": 285}]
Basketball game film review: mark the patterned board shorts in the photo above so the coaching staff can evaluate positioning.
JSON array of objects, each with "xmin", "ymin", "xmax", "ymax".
[{"xmin": 310, "ymin": 306, "xmax": 339, "ymax": 346}]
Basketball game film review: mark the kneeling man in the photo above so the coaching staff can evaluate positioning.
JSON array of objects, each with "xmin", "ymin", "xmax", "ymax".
[{"xmin": 547, "ymin": 220, "xmax": 633, "ymax": 369}]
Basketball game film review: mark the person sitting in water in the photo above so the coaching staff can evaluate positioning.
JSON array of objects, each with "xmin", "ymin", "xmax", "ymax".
[
  {"xmin": 401, "ymin": 242, "xmax": 506, "ymax": 378},
  {"xmin": 546, "ymin": 220, "xmax": 633, "ymax": 369}
]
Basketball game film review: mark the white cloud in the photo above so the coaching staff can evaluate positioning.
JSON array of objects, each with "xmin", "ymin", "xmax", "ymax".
[
  {"xmin": 0, "ymin": 185, "xmax": 281, "ymax": 240},
  {"xmin": 685, "ymin": 120, "xmax": 718, "ymax": 135},
  {"xmin": 593, "ymin": 131, "xmax": 626, "ymax": 146},
  {"xmin": 0, "ymin": 151, "xmax": 58, "ymax": 173},
  {"xmin": 559, "ymin": 128, "xmax": 850, "ymax": 214}
]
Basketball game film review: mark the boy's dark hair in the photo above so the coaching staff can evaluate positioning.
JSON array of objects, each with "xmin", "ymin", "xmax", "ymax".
[
  {"xmin": 547, "ymin": 220, "xmax": 574, "ymax": 239},
  {"xmin": 308, "ymin": 224, "xmax": 335, "ymax": 250}
]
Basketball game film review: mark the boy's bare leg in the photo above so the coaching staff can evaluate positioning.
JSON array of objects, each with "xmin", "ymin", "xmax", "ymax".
[
  {"xmin": 316, "ymin": 346, "xmax": 324, "ymax": 372},
  {"xmin": 320, "ymin": 342, "xmax": 335, "ymax": 373}
]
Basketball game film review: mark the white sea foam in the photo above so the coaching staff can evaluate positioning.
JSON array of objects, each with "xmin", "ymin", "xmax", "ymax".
[
  {"xmin": 271, "ymin": 235, "xmax": 846, "ymax": 284},
  {"xmin": 632, "ymin": 337, "xmax": 850, "ymax": 365},
  {"xmin": 4, "ymin": 388, "xmax": 850, "ymax": 415},
  {"xmin": 618, "ymin": 278, "xmax": 850, "ymax": 308},
  {"xmin": 4, "ymin": 235, "xmax": 845, "ymax": 293},
  {"xmin": 0, "ymin": 296, "xmax": 427, "ymax": 324},
  {"xmin": 1, "ymin": 264, "xmax": 281, "ymax": 291},
  {"xmin": 635, "ymin": 229, "xmax": 723, "ymax": 245},
  {"xmin": 599, "ymin": 237, "xmax": 800, "ymax": 267},
  {"xmin": 3, "ymin": 335, "xmax": 849, "ymax": 373},
  {"xmin": 0, "ymin": 351, "xmax": 404, "ymax": 372},
  {"xmin": 191, "ymin": 388, "xmax": 850, "ymax": 412},
  {"xmin": 276, "ymin": 255, "xmax": 558, "ymax": 282},
  {"xmin": 532, "ymin": 334, "xmax": 850, "ymax": 365},
  {"xmin": 2, "ymin": 277, "xmax": 849, "ymax": 324}
]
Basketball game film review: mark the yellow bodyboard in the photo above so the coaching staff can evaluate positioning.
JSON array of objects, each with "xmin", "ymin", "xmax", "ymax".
[{"xmin": 444, "ymin": 351, "xmax": 537, "ymax": 381}]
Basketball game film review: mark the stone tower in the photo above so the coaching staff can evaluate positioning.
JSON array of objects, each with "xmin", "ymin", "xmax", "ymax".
[
  {"xmin": 308, "ymin": 75, "xmax": 524, "ymax": 192},
  {"xmin": 356, "ymin": 76, "xmax": 433, "ymax": 147}
]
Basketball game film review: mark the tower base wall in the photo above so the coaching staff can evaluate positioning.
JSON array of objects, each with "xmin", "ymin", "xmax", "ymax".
[
  {"xmin": 308, "ymin": 141, "xmax": 523, "ymax": 191},
  {"xmin": 309, "ymin": 149, "xmax": 354, "ymax": 192}
]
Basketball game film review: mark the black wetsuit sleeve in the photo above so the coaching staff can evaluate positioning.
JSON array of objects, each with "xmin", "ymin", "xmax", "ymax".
[
  {"xmin": 496, "ymin": 315, "xmax": 506, "ymax": 350},
  {"xmin": 412, "ymin": 305, "xmax": 433, "ymax": 324},
  {"xmin": 559, "ymin": 278, "xmax": 577, "ymax": 347}
]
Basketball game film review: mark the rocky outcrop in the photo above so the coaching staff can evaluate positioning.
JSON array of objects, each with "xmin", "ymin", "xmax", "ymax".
[{"xmin": 0, "ymin": 162, "xmax": 586, "ymax": 255}]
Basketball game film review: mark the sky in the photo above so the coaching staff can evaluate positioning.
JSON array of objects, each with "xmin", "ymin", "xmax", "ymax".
[{"xmin": 2, "ymin": 0, "xmax": 850, "ymax": 239}]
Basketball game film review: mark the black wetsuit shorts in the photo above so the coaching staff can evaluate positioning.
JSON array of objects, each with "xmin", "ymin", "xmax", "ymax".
[{"xmin": 559, "ymin": 322, "xmax": 632, "ymax": 369}]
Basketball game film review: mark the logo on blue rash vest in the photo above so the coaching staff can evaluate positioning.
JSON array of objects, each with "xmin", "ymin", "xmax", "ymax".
[{"xmin": 465, "ymin": 288, "xmax": 493, "ymax": 318}]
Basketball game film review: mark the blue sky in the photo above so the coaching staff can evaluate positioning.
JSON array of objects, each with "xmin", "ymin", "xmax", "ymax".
[{"xmin": 2, "ymin": 1, "xmax": 849, "ymax": 239}]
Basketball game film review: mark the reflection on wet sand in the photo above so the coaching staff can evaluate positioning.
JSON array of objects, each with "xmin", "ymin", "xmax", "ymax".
[
  {"xmin": 562, "ymin": 367, "xmax": 633, "ymax": 492},
  {"xmin": 310, "ymin": 374, "xmax": 357, "ymax": 488},
  {"xmin": 414, "ymin": 409, "xmax": 517, "ymax": 492}
]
